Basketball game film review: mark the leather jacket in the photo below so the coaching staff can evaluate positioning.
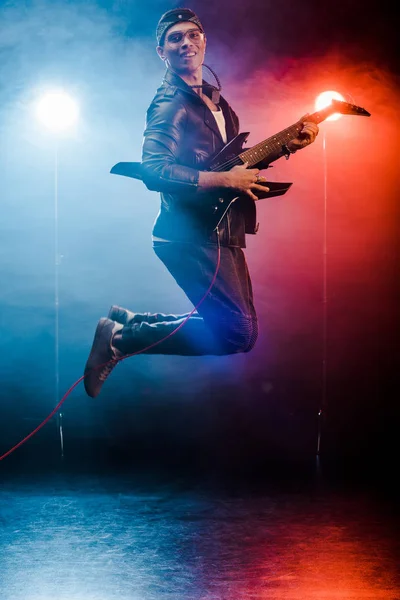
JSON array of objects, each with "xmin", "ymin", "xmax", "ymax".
[{"xmin": 141, "ymin": 69, "xmax": 259, "ymax": 248}]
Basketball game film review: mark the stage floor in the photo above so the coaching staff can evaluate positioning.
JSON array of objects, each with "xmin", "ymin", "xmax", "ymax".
[{"xmin": 1, "ymin": 469, "xmax": 399, "ymax": 599}]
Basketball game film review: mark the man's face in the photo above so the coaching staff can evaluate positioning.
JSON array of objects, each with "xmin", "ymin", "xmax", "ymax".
[{"xmin": 157, "ymin": 21, "xmax": 206, "ymax": 74}]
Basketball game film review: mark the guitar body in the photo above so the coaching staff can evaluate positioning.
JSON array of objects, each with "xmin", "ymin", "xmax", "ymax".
[
  {"xmin": 110, "ymin": 158, "xmax": 292, "ymax": 231},
  {"xmin": 110, "ymin": 99, "xmax": 370, "ymax": 231},
  {"xmin": 208, "ymin": 132, "xmax": 250, "ymax": 171},
  {"xmin": 205, "ymin": 132, "xmax": 292, "ymax": 230},
  {"xmin": 205, "ymin": 180, "xmax": 293, "ymax": 231}
]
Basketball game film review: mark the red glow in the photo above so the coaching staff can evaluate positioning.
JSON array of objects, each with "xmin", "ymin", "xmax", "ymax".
[
  {"xmin": 315, "ymin": 90, "xmax": 345, "ymax": 120},
  {"xmin": 226, "ymin": 55, "xmax": 397, "ymax": 394}
]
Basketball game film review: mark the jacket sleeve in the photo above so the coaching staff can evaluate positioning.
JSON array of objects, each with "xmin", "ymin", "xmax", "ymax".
[{"xmin": 141, "ymin": 95, "xmax": 200, "ymax": 194}]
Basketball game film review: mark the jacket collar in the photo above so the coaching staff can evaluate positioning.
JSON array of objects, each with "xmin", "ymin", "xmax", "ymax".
[
  {"xmin": 163, "ymin": 68, "xmax": 200, "ymax": 98},
  {"xmin": 162, "ymin": 69, "xmax": 237, "ymax": 143}
]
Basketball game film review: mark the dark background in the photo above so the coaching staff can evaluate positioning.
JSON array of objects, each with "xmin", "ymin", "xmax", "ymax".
[{"xmin": 0, "ymin": 0, "xmax": 398, "ymax": 483}]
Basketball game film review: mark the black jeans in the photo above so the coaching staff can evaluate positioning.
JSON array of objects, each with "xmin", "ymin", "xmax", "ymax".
[{"xmin": 118, "ymin": 242, "xmax": 258, "ymax": 356}]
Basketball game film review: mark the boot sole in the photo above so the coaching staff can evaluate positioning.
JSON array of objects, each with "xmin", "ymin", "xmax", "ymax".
[{"xmin": 84, "ymin": 318, "xmax": 114, "ymax": 398}]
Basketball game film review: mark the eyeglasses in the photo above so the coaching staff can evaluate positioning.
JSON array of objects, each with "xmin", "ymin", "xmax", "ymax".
[{"xmin": 165, "ymin": 28, "xmax": 204, "ymax": 46}]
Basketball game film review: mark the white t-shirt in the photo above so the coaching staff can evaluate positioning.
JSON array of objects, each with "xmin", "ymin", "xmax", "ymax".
[{"xmin": 211, "ymin": 107, "xmax": 227, "ymax": 144}]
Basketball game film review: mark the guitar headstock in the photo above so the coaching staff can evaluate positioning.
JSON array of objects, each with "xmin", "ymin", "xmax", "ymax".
[
  {"xmin": 330, "ymin": 99, "xmax": 371, "ymax": 117},
  {"xmin": 311, "ymin": 99, "xmax": 371, "ymax": 125}
]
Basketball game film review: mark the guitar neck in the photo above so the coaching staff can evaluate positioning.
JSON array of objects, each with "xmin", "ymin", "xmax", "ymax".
[{"xmin": 239, "ymin": 105, "xmax": 333, "ymax": 167}]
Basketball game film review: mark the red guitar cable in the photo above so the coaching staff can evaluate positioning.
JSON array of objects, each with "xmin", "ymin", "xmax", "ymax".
[{"xmin": 0, "ymin": 232, "xmax": 221, "ymax": 462}]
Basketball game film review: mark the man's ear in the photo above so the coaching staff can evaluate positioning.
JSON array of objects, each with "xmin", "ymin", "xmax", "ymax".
[{"xmin": 156, "ymin": 46, "xmax": 166, "ymax": 61}]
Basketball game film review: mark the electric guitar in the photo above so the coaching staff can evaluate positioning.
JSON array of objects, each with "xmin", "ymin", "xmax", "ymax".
[{"xmin": 111, "ymin": 99, "xmax": 370, "ymax": 231}]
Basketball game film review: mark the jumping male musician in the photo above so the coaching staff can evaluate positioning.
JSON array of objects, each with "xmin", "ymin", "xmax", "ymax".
[{"xmin": 84, "ymin": 8, "xmax": 319, "ymax": 398}]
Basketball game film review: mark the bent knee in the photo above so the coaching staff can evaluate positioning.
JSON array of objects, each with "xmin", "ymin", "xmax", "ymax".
[
  {"xmin": 217, "ymin": 316, "xmax": 258, "ymax": 354},
  {"xmin": 243, "ymin": 316, "xmax": 258, "ymax": 352}
]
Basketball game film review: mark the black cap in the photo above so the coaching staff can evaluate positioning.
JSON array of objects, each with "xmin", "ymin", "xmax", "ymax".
[{"xmin": 156, "ymin": 8, "xmax": 204, "ymax": 46}]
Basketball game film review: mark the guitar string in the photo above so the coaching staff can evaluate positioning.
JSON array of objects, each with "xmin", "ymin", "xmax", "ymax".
[
  {"xmin": 213, "ymin": 101, "xmax": 360, "ymax": 173},
  {"xmin": 212, "ymin": 121, "xmax": 304, "ymax": 172}
]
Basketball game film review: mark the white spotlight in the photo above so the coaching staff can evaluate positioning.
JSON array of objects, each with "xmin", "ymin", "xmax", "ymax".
[
  {"xmin": 36, "ymin": 90, "xmax": 79, "ymax": 132},
  {"xmin": 315, "ymin": 90, "xmax": 345, "ymax": 121}
]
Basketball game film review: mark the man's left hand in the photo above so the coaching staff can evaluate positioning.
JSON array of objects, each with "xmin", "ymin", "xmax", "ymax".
[{"xmin": 287, "ymin": 114, "xmax": 319, "ymax": 152}]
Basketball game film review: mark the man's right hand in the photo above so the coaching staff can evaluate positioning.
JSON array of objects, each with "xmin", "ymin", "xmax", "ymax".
[
  {"xmin": 227, "ymin": 162, "xmax": 269, "ymax": 201},
  {"xmin": 198, "ymin": 162, "xmax": 269, "ymax": 199}
]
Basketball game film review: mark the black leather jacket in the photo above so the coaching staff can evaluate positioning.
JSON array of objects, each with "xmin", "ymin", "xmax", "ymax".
[{"xmin": 141, "ymin": 70, "xmax": 258, "ymax": 247}]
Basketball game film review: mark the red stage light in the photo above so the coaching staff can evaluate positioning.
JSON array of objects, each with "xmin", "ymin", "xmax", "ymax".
[{"xmin": 315, "ymin": 91, "xmax": 345, "ymax": 121}]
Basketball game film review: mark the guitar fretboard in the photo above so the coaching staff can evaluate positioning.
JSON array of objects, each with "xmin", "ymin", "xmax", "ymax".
[
  {"xmin": 239, "ymin": 122, "xmax": 303, "ymax": 166},
  {"xmin": 210, "ymin": 100, "xmax": 369, "ymax": 172},
  {"xmin": 238, "ymin": 105, "xmax": 336, "ymax": 168}
]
